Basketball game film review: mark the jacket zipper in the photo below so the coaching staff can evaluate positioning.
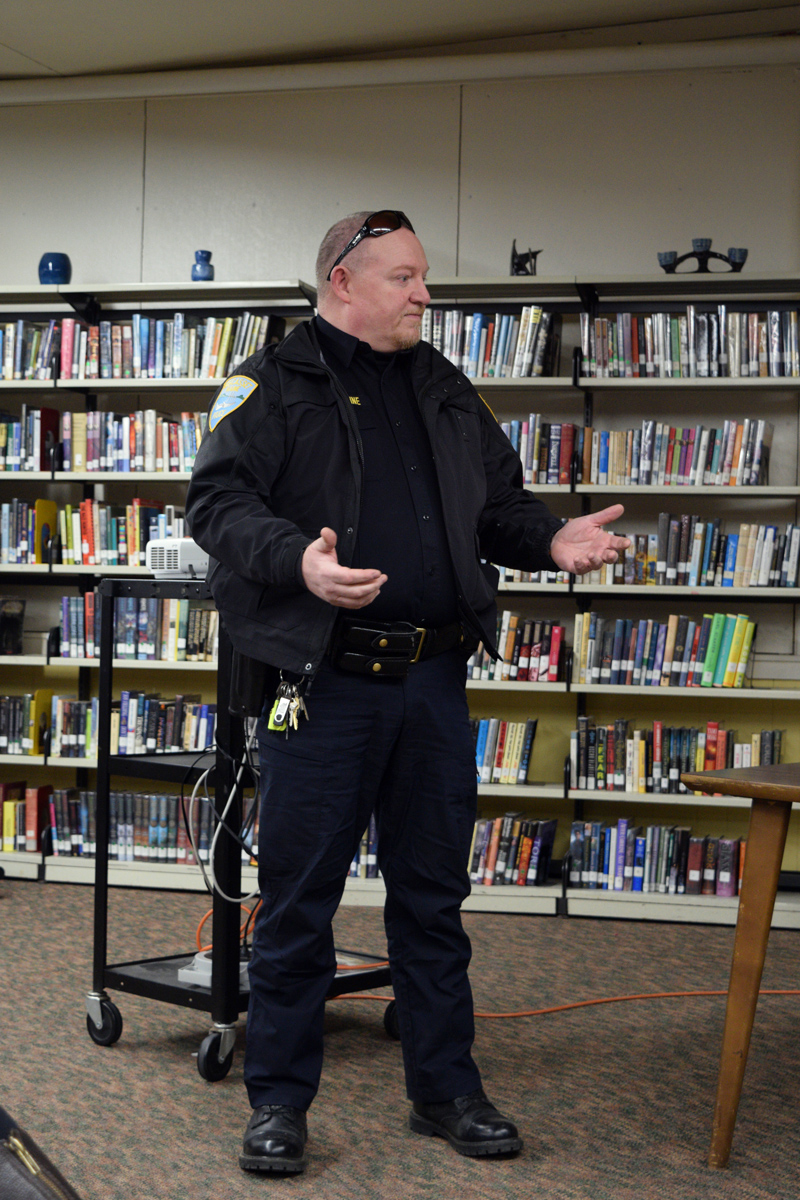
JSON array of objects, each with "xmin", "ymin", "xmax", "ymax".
[{"xmin": 5, "ymin": 1134, "xmax": 73, "ymax": 1200}]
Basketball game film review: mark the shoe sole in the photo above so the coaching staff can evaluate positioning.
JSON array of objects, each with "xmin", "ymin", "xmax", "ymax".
[
  {"xmin": 409, "ymin": 1112, "xmax": 523, "ymax": 1157},
  {"xmin": 239, "ymin": 1153, "xmax": 307, "ymax": 1174}
]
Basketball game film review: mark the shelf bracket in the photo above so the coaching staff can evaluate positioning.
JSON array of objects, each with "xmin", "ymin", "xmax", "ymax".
[
  {"xmin": 575, "ymin": 281, "xmax": 598, "ymax": 318},
  {"xmin": 63, "ymin": 292, "xmax": 102, "ymax": 326}
]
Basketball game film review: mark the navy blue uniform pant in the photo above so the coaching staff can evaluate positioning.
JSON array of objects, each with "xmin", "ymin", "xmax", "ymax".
[{"xmin": 244, "ymin": 648, "xmax": 482, "ymax": 1111}]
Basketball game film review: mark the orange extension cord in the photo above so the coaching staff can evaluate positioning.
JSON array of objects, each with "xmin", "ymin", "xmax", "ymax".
[
  {"xmin": 330, "ymin": 989, "xmax": 800, "ymax": 1018},
  {"xmin": 196, "ymin": 909, "xmax": 800, "ymax": 1018}
]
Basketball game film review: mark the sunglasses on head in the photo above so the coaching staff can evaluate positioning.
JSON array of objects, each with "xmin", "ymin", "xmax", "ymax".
[{"xmin": 326, "ymin": 210, "xmax": 415, "ymax": 281}]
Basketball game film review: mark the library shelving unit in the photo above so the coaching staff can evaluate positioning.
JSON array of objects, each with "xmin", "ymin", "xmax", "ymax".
[
  {"xmin": 3, "ymin": 274, "xmax": 800, "ymax": 928},
  {"xmin": 428, "ymin": 271, "xmax": 800, "ymax": 927},
  {"xmin": 0, "ymin": 278, "xmax": 316, "ymax": 888}
]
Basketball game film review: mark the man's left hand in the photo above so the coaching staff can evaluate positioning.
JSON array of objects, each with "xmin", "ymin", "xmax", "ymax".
[{"xmin": 549, "ymin": 504, "xmax": 631, "ymax": 576}]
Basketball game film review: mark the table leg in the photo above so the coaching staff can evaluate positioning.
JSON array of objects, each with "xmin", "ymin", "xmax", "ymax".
[{"xmin": 708, "ymin": 797, "xmax": 792, "ymax": 1168}]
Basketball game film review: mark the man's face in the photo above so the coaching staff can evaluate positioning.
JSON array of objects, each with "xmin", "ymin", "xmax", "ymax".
[{"xmin": 341, "ymin": 227, "xmax": 431, "ymax": 353}]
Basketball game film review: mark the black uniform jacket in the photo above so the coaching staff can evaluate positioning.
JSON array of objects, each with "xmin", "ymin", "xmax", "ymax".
[{"xmin": 185, "ymin": 319, "xmax": 563, "ymax": 676}]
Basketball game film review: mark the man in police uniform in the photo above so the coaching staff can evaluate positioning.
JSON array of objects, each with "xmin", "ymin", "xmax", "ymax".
[{"xmin": 186, "ymin": 211, "xmax": 628, "ymax": 1175}]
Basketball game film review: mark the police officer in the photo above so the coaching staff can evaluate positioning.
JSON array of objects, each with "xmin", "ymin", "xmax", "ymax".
[{"xmin": 185, "ymin": 210, "xmax": 628, "ymax": 1175}]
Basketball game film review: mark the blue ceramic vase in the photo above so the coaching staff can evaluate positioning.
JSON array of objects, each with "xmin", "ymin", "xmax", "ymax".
[
  {"xmin": 38, "ymin": 253, "xmax": 72, "ymax": 285},
  {"xmin": 191, "ymin": 250, "xmax": 214, "ymax": 281}
]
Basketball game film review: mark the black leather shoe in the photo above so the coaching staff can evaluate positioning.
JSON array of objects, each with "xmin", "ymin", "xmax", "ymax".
[
  {"xmin": 239, "ymin": 1105, "xmax": 308, "ymax": 1173},
  {"xmin": 410, "ymin": 1088, "xmax": 523, "ymax": 1157}
]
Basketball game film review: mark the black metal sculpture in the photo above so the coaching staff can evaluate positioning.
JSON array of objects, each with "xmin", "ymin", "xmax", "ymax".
[
  {"xmin": 657, "ymin": 238, "xmax": 748, "ymax": 274},
  {"xmin": 511, "ymin": 239, "xmax": 542, "ymax": 276}
]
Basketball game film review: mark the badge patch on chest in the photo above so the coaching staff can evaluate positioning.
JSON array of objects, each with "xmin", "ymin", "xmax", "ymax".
[{"xmin": 208, "ymin": 375, "xmax": 258, "ymax": 430}]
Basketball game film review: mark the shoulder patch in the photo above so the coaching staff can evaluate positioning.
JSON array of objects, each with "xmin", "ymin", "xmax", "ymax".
[
  {"xmin": 208, "ymin": 375, "xmax": 258, "ymax": 431},
  {"xmin": 478, "ymin": 393, "xmax": 498, "ymax": 422}
]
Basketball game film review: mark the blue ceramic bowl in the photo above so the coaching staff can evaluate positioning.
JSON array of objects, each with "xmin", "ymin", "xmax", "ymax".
[{"xmin": 38, "ymin": 253, "xmax": 72, "ymax": 285}]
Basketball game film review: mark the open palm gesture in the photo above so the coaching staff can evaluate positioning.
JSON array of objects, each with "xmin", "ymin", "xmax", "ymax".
[{"xmin": 550, "ymin": 504, "xmax": 630, "ymax": 576}]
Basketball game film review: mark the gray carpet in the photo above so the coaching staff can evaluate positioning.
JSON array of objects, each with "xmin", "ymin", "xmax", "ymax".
[{"xmin": 1, "ymin": 878, "xmax": 799, "ymax": 1199}]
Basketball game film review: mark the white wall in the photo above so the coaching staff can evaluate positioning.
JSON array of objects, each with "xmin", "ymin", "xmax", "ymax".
[
  {"xmin": 0, "ymin": 100, "xmax": 145, "ymax": 284},
  {"xmin": 0, "ymin": 63, "xmax": 796, "ymax": 284},
  {"xmin": 458, "ymin": 66, "xmax": 800, "ymax": 277},
  {"xmin": 141, "ymin": 85, "xmax": 462, "ymax": 283}
]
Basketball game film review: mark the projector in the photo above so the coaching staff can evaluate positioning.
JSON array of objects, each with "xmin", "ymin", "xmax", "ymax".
[{"xmin": 146, "ymin": 537, "xmax": 209, "ymax": 579}]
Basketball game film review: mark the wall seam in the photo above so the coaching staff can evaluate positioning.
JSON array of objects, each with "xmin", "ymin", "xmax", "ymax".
[
  {"xmin": 139, "ymin": 99, "xmax": 148, "ymax": 283},
  {"xmin": 455, "ymin": 84, "xmax": 463, "ymax": 276}
]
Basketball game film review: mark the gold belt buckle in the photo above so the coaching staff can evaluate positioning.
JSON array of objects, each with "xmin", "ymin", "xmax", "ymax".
[{"xmin": 411, "ymin": 627, "xmax": 428, "ymax": 663}]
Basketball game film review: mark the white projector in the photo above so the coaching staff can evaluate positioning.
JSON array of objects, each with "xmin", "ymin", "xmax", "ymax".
[{"xmin": 146, "ymin": 537, "xmax": 209, "ymax": 579}]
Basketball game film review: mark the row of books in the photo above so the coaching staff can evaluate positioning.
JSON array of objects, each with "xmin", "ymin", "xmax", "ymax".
[
  {"xmin": 50, "ymin": 696, "xmax": 97, "ymax": 759},
  {"xmin": 568, "ymin": 818, "xmax": 744, "ymax": 898},
  {"xmin": 0, "ymin": 406, "xmax": 207, "ymax": 475},
  {"xmin": 0, "ymin": 321, "xmax": 60, "ymax": 381},
  {"xmin": 1, "ymin": 782, "xmax": 29, "ymax": 852},
  {"xmin": 503, "ymin": 415, "xmax": 773, "ymax": 489},
  {"xmin": 468, "ymin": 612, "xmax": 564, "ymax": 682},
  {"xmin": 0, "ymin": 496, "xmax": 171, "ymax": 566},
  {"xmin": 420, "ymin": 307, "xmax": 560, "ymax": 379},
  {"xmin": 495, "ymin": 566, "xmax": 569, "ymax": 586},
  {"xmin": 0, "ymin": 689, "xmax": 60, "ymax": 757},
  {"xmin": 0, "ymin": 689, "xmax": 216, "ymax": 759},
  {"xmin": 472, "ymin": 718, "xmax": 538, "ymax": 785},
  {"xmin": 469, "ymin": 814, "xmax": 557, "ymax": 887},
  {"xmin": 600, "ymin": 517, "xmax": 799, "ymax": 591},
  {"xmin": 569, "ymin": 719, "xmax": 783, "ymax": 794},
  {"xmin": 579, "ymin": 419, "xmax": 772, "ymax": 489},
  {"xmin": 1, "ymin": 782, "xmax": 97, "ymax": 855},
  {"xmin": 3, "ymin": 783, "xmax": 257, "ymax": 867},
  {"xmin": 0, "ymin": 313, "xmax": 284, "ymax": 382},
  {"xmin": 573, "ymin": 611, "xmax": 756, "ymax": 691},
  {"xmin": 55, "ymin": 594, "xmax": 218, "ymax": 662},
  {"xmin": 110, "ymin": 691, "xmax": 216, "ymax": 755},
  {"xmin": 579, "ymin": 308, "xmax": 800, "ymax": 379}
]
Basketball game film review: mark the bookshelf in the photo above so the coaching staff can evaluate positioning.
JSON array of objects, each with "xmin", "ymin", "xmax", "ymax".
[
  {"xmin": 435, "ymin": 272, "xmax": 800, "ymax": 920},
  {"xmin": 2, "ymin": 274, "xmax": 800, "ymax": 926}
]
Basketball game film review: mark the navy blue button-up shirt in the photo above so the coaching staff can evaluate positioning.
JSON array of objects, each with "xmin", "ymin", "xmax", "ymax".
[{"xmin": 315, "ymin": 315, "xmax": 459, "ymax": 626}]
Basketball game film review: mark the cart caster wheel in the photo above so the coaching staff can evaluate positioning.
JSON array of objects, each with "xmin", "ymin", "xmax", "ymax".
[
  {"xmin": 383, "ymin": 1000, "xmax": 401, "ymax": 1041},
  {"xmin": 198, "ymin": 1033, "xmax": 234, "ymax": 1081},
  {"xmin": 86, "ymin": 1000, "xmax": 123, "ymax": 1046}
]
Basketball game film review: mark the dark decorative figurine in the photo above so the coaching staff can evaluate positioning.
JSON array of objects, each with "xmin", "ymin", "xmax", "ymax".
[
  {"xmin": 510, "ymin": 239, "xmax": 542, "ymax": 276},
  {"xmin": 657, "ymin": 239, "xmax": 748, "ymax": 274}
]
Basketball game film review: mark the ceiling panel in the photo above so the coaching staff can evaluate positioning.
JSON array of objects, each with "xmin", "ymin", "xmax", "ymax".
[{"xmin": 0, "ymin": 0, "xmax": 792, "ymax": 79}]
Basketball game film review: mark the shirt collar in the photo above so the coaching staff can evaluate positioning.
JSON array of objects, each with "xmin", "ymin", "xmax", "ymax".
[
  {"xmin": 314, "ymin": 314, "xmax": 409, "ymax": 369},
  {"xmin": 314, "ymin": 314, "xmax": 361, "ymax": 369}
]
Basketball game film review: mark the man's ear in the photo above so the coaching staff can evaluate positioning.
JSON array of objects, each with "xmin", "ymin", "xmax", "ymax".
[{"xmin": 329, "ymin": 265, "xmax": 353, "ymax": 305}]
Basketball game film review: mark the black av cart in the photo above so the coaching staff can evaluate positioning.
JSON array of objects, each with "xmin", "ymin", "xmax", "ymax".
[{"xmin": 86, "ymin": 576, "xmax": 392, "ymax": 1080}]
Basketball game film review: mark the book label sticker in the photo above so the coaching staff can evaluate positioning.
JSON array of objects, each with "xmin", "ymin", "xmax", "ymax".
[{"xmin": 208, "ymin": 375, "xmax": 258, "ymax": 430}]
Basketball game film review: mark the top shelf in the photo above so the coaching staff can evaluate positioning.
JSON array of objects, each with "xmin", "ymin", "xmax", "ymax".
[
  {"xmin": 427, "ymin": 277, "xmax": 580, "ymax": 303},
  {"xmin": 4, "ymin": 275, "xmax": 800, "ymax": 312},
  {"xmin": 0, "ymin": 280, "xmax": 317, "ymax": 310},
  {"xmin": 60, "ymin": 280, "xmax": 317, "ymax": 306},
  {"xmin": 427, "ymin": 274, "xmax": 800, "ymax": 306}
]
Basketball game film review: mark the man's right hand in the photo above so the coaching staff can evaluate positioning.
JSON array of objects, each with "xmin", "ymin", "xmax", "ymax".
[{"xmin": 301, "ymin": 527, "xmax": 387, "ymax": 609}]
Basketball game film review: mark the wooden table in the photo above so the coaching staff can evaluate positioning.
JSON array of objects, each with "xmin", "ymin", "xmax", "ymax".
[{"xmin": 680, "ymin": 763, "xmax": 800, "ymax": 1168}]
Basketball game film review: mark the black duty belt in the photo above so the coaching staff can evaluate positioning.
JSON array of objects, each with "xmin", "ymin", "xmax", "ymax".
[{"xmin": 329, "ymin": 618, "xmax": 466, "ymax": 677}]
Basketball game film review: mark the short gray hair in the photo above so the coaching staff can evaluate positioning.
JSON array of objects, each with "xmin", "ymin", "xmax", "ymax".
[{"xmin": 315, "ymin": 211, "xmax": 374, "ymax": 303}]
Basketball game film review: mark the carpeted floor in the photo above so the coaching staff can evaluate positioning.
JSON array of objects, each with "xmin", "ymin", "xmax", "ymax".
[{"xmin": 1, "ymin": 878, "xmax": 799, "ymax": 1200}]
